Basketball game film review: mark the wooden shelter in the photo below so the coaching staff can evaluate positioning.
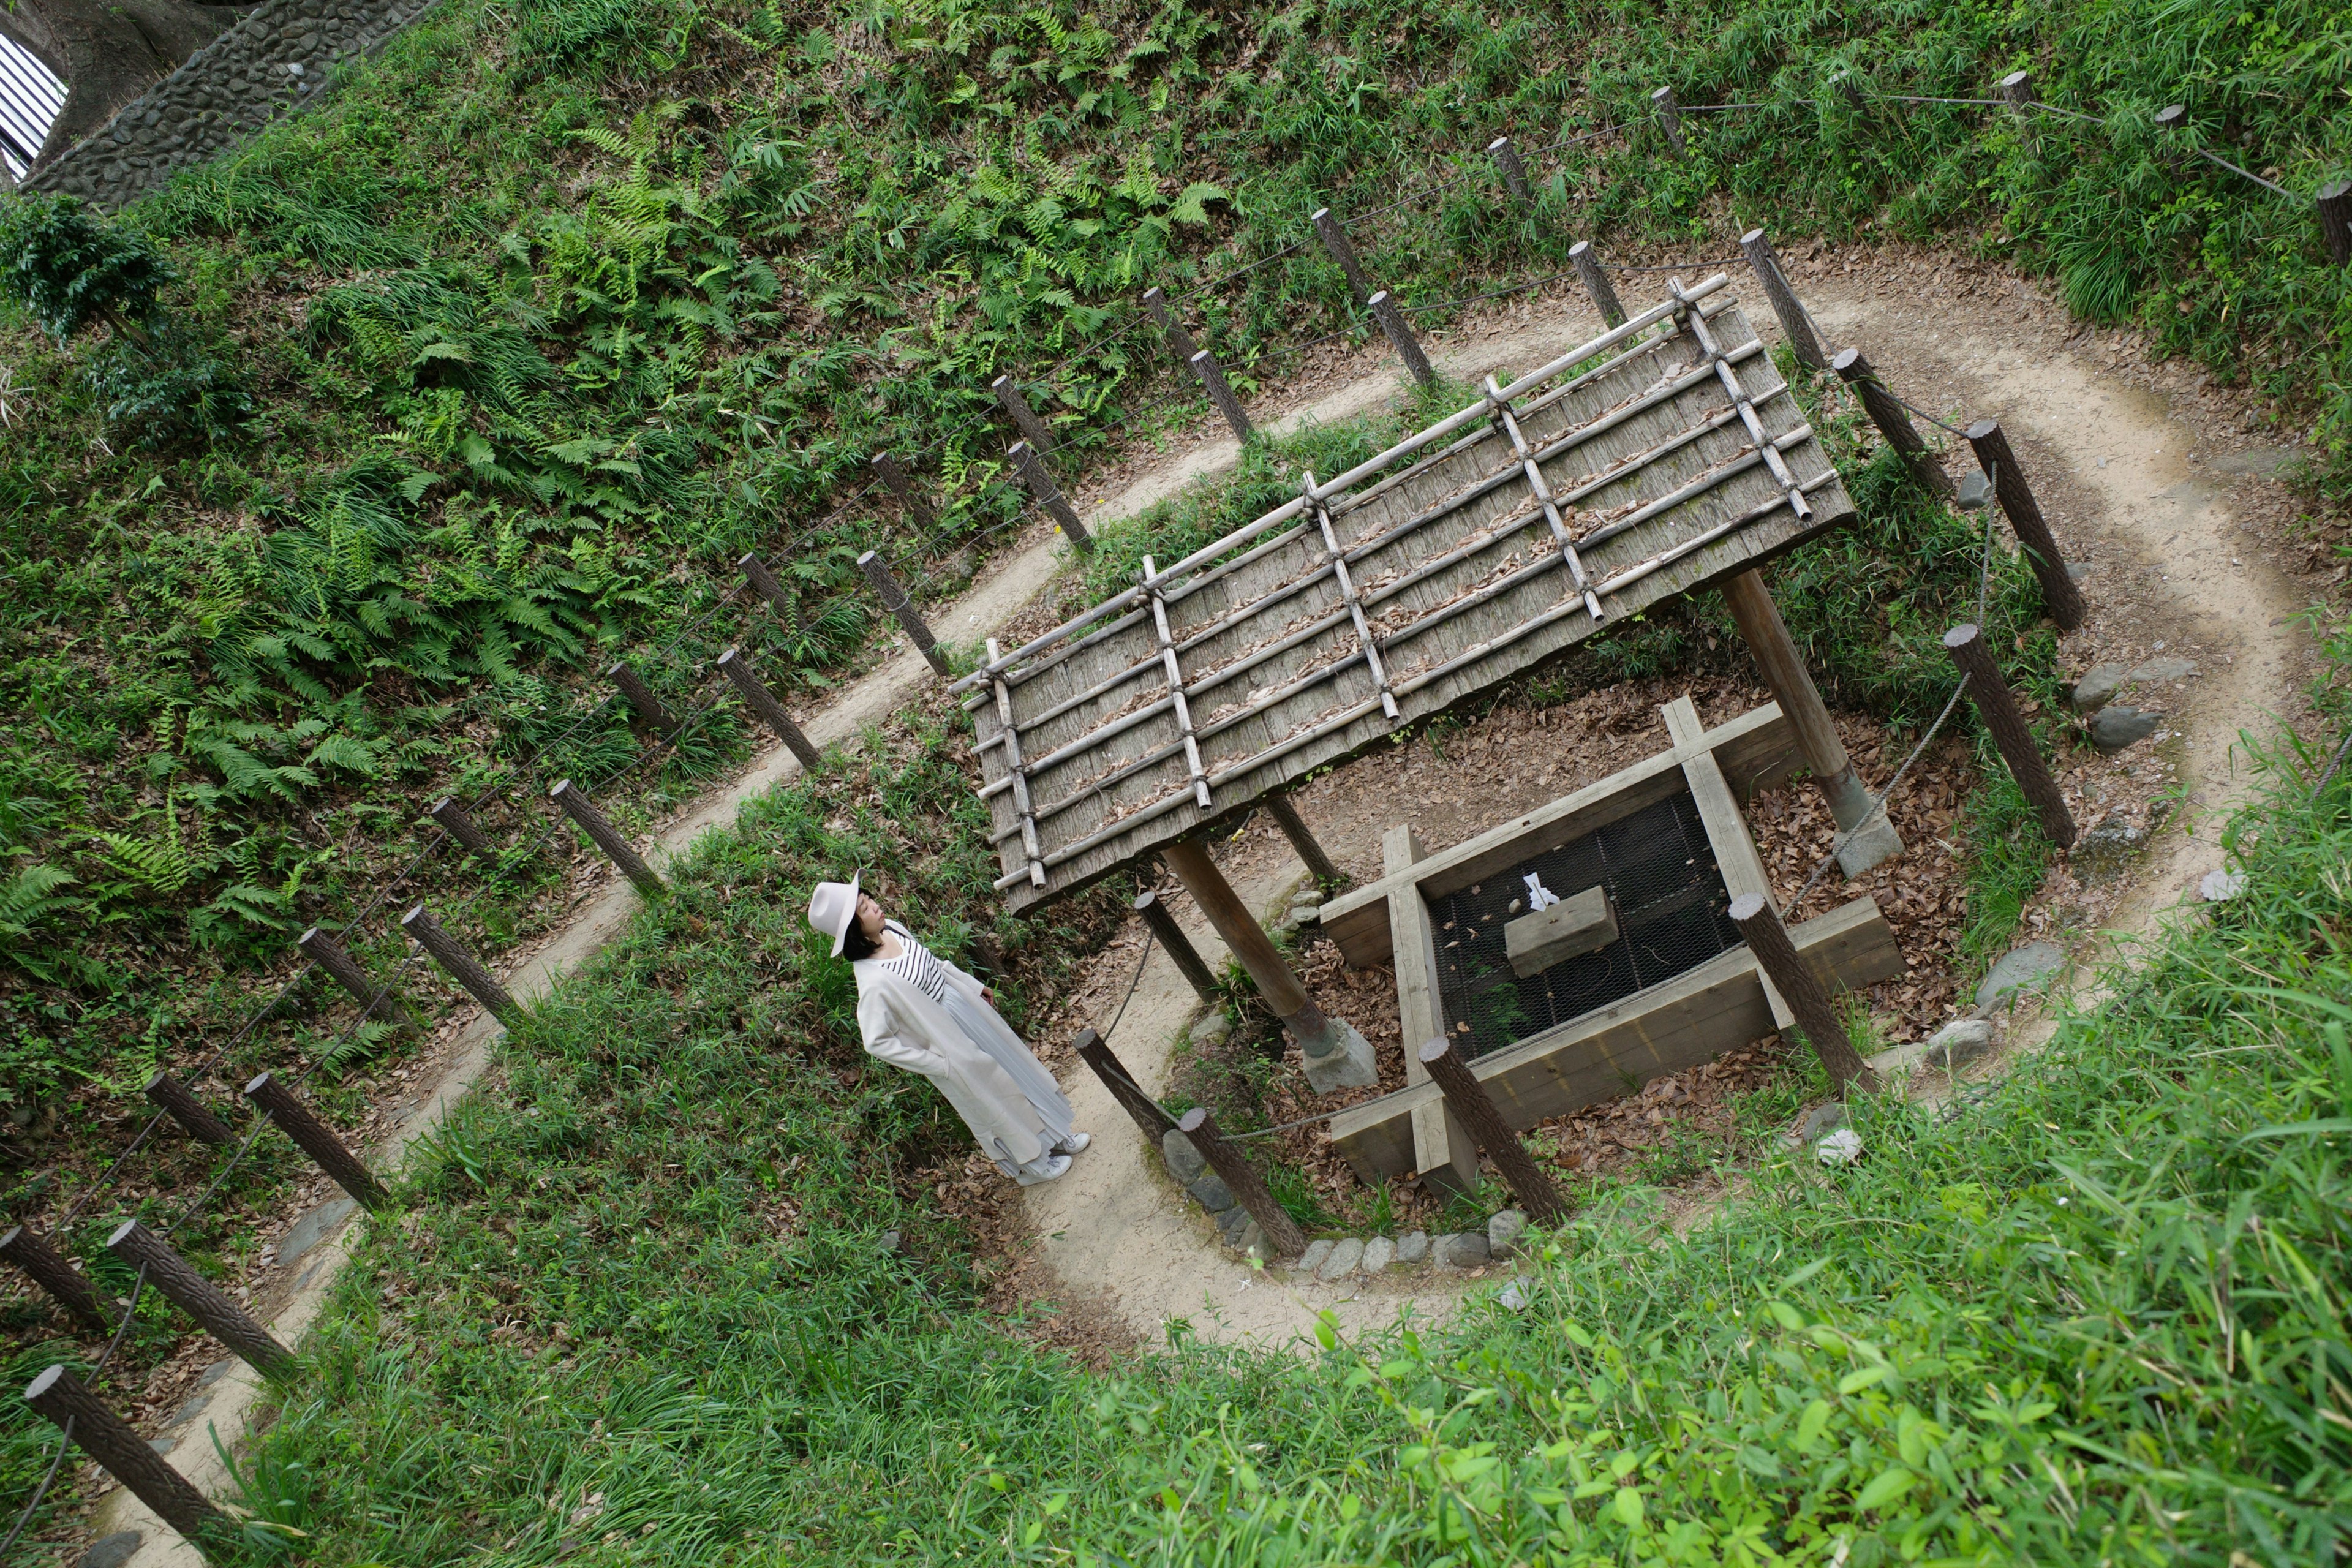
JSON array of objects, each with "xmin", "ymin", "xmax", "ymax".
[{"xmin": 956, "ymin": 274, "xmax": 1864, "ymax": 909}]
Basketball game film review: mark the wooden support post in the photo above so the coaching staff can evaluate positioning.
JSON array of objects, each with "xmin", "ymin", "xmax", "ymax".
[
  {"xmin": 1831, "ymin": 347, "xmax": 1954, "ymax": 497},
  {"xmin": 1417, "ymin": 1038, "xmax": 1566, "ymax": 1222},
  {"xmin": 990, "ymin": 375, "xmax": 1056, "ymax": 454},
  {"xmin": 2153, "ymin": 103, "xmax": 2188, "ymax": 134},
  {"xmin": 429, "ymin": 796, "xmax": 496, "ymax": 863},
  {"xmin": 869, "ymin": 451, "xmax": 937, "ymax": 530},
  {"xmin": 1366, "ymin": 291, "xmax": 1436, "ymax": 386},
  {"xmin": 1311, "ymin": 206, "xmax": 1373, "ymax": 304},
  {"xmin": 1142, "ymin": 286, "xmax": 1201, "ymax": 368},
  {"xmin": 1727, "ymin": 894, "xmax": 1879, "ymax": 1095},
  {"xmin": 25, "ymin": 1365, "xmax": 228, "ymax": 1542},
  {"xmin": 1739, "ymin": 228, "xmax": 1826, "ymax": 371},
  {"xmin": 143, "ymin": 1071, "xmax": 235, "ymax": 1148},
  {"xmin": 2318, "ymin": 178, "xmax": 2352, "ymax": 268},
  {"xmin": 1189, "ymin": 349, "xmax": 1254, "ymax": 443},
  {"xmin": 296, "ymin": 925, "xmax": 403, "ymax": 1023},
  {"xmin": 401, "ymin": 903, "xmax": 518, "ymax": 1023},
  {"xmin": 1382, "ymin": 826, "xmax": 1479, "ymax": 1194},
  {"xmin": 1964, "ymin": 420, "xmax": 2085, "ymax": 628},
  {"xmin": 2000, "ymin": 69, "xmax": 2037, "ymax": 118},
  {"xmin": 739, "ymin": 551, "xmax": 793, "ymax": 616},
  {"xmin": 1174, "ymin": 1107, "xmax": 1305, "ymax": 1257},
  {"xmin": 1009, "ymin": 440, "xmax": 1093, "ymax": 552},
  {"xmin": 717, "ymin": 647, "xmax": 821, "ymax": 769},
  {"xmin": 1264, "ymin": 793, "xmax": 1341, "ymax": 888},
  {"xmin": 606, "ymin": 660, "xmax": 677, "ymax": 735},
  {"xmin": 856, "ymin": 550, "xmax": 952, "ymax": 677},
  {"xmin": 1161, "ymin": 840, "xmax": 1325, "ymax": 1042},
  {"xmin": 244, "ymin": 1072, "xmax": 391, "ymax": 1210},
  {"xmin": 1943, "ymin": 625, "xmax": 2078, "ymax": 848},
  {"xmin": 1072, "ymin": 1027, "xmax": 1177, "ymax": 1144},
  {"xmin": 1133, "ymin": 889, "xmax": 1219, "ymax": 1004},
  {"xmin": 551, "ymin": 779, "xmax": 663, "ymax": 897},
  {"xmin": 1487, "ymin": 135, "xmax": 1531, "ymax": 208},
  {"xmin": 0, "ymin": 1226, "xmax": 115, "ymax": 1335},
  {"xmin": 1721, "ymin": 568, "xmax": 1902, "ymax": 873},
  {"xmin": 1569, "ymin": 240, "xmax": 1627, "ymax": 328},
  {"xmin": 1651, "ymin": 86, "xmax": 1686, "ymax": 157},
  {"xmin": 107, "ymin": 1220, "xmax": 297, "ymax": 1378}
]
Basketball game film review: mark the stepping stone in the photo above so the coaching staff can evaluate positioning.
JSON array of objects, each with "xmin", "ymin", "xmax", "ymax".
[
  {"xmin": 1360, "ymin": 1237, "xmax": 1393, "ymax": 1273},
  {"xmin": 1295, "ymin": 1238, "xmax": 1335, "ymax": 1275},
  {"xmin": 2090, "ymin": 705, "xmax": 2160, "ymax": 752},
  {"xmin": 1391, "ymin": 1231, "xmax": 1429, "ymax": 1268},
  {"xmin": 1488, "ymin": 1209, "xmax": 1528, "ymax": 1258},
  {"xmin": 1161, "ymin": 1129, "xmax": 1207, "ymax": 1185},
  {"xmin": 1977, "ymin": 941, "xmax": 2065, "ymax": 1010},
  {"xmin": 1317, "ymin": 1237, "xmax": 1365, "ymax": 1281},
  {"xmin": 1924, "ymin": 1019, "xmax": 1993, "ymax": 1071},
  {"xmin": 1436, "ymin": 1232, "xmax": 1491, "ymax": 1268},
  {"xmin": 2067, "ymin": 663, "xmax": 2129, "ymax": 713}
]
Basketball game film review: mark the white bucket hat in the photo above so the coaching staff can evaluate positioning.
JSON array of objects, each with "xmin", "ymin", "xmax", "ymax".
[{"xmin": 806, "ymin": 872, "xmax": 861, "ymax": 957}]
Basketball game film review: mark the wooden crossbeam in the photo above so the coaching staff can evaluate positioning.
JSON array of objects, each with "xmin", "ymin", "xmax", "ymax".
[
  {"xmin": 1670, "ymin": 276, "xmax": 1813, "ymax": 524},
  {"xmin": 1302, "ymin": 477, "xmax": 1401, "ymax": 722},
  {"xmin": 1484, "ymin": 376, "xmax": 1604, "ymax": 619},
  {"xmin": 1144, "ymin": 558, "xmax": 1212, "ymax": 810},
  {"xmin": 986, "ymin": 638, "xmax": 1047, "ymax": 889}
]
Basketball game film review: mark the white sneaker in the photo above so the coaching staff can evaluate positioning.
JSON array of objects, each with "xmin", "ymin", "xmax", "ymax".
[
  {"xmin": 1055, "ymin": 1131, "xmax": 1092, "ymax": 1155},
  {"xmin": 1015, "ymin": 1153, "xmax": 1073, "ymax": 1186}
]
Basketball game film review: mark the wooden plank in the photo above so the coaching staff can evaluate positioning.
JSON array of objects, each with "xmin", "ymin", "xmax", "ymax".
[
  {"xmin": 1316, "ymin": 701, "xmax": 1793, "ymax": 965},
  {"xmin": 1504, "ymin": 885, "xmax": 1617, "ymax": 977},
  {"xmin": 1327, "ymin": 895, "xmax": 1904, "ymax": 1180},
  {"xmin": 1384, "ymin": 827, "xmax": 1479, "ymax": 1192},
  {"xmin": 1664, "ymin": 696, "xmax": 1790, "ymax": 1031}
]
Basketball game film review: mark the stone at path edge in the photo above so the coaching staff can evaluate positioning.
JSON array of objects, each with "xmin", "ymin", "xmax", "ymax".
[
  {"xmin": 1488, "ymin": 1208, "xmax": 1528, "ymax": 1258},
  {"xmin": 1318, "ymin": 1237, "xmax": 1366, "ymax": 1281},
  {"xmin": 1161, "ymin": 1129, "xmax": 1207, "ymax": 1185},
  {"xmin": 1436, "ymin": 1232, "xmax": 1491, "ymax": 1268},
  {"xmin": 1392, "ymin": 1231, "xmax": 1430, "ymax": 1268},
  {"xmin": 1360, "ymin": 1236, "xmax": 1395, "ymax": 1273},
  {"xmin": 1977, "ymin": 941, "xmax": 2066, "ymax": 1011},
  {"xmin": 77, "ymin": 1534, "xmax": 144, "ymax": 1568},
  {"xmin": 1187, "ymin": 1173, "xmax": 1236, "ymax": 1213},
  {"xmin": 1296, "ymin": 1238, "xmax": 1335, "ymax": 1275},
  {"xmin": 2090, "ymin": 705, "xmax": 2162, "ymax": 752}
]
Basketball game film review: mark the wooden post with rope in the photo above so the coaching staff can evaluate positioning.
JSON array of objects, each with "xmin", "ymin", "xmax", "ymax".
[{"xmin": 1175, "ymin": 1106, "xmax": 1305, "ymax": 1257}]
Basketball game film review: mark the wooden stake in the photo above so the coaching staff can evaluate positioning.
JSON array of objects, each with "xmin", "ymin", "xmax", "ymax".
[
  {"xmin": 1010, "ymin": 440, "xmax": 1093, "ymax": 552},
  {"xmin": 1651, "ymin": 86, "xmax": 1686, "ymax": 156},
  {"xmin": 1739, "ymin": 228, "xmax": 1826, "ymax": 371},
  {"xmin": 1943, "ymin": 624, "xmax": 2078, "ymax": 847},
  {"xmin": 2000, "ymin": 69, "xmax": 2037, "ymax": 118},
  {"xmin": 296, "ymin": 925, "xmax": 404, "ymax": 1023},
  {"xmin": 1072, "ymin": 1027, "xmax": 1177, "ymax": 1143},
  {"xmin": 551, "ymin": 779, "xmax": 663, "ymax": 897},
  {"xmin": 1189, "ymin": 349, "xmax": 1254, "ymax": 443},
  {"xmin": 107, "ymin": 1219, "xmax": 296, "ymax": 1378},
  {"xmin": 1311, "ymin": 206, "xmax": 1373, "ymax": 303},
  {"xmin": 991, "ymin": 375, "xmax": 1055, "ymax": 454},
  {"xmin": 716, "ymin": 647, "xmax": 821, "ymax": 769},
  {"xmin": 856, "ymin": 550, "xmax": 952, "ymax": 676},
  {"xmin": 1830, "ymin": 347, "xmax": 1954, "ymax": 497},
  {"xmin": 738, "ymin": 551, "xmax": 793, "ymax": 617},
  {"xmin": 244, "ymin": 1072, "xmax": 391, "ymax": 1210},
  {"xmin": 25, "ymin": 1365, "xmax": 228, "ymax": 1541},
  {"xmin": 2154, "ymin": 103, "xmax": 2188, "ymax": 134},
  {"xmin": 869, "ymin": 451, "xmax": 937, "ymax": 530},
  {"xmin": 1161, "ymin": 839, "xmax": 1328, "ymax": 1044},
  {"xmin": 1175, "ymin": 1107, "xmax": 1305, "ymax": 1257},
  {"xmin": 401, "ymin": 903, "xmax": 518, "ymax": 1023},
  {"xmin": 1264, "ymin": 793, "xmax": 1342, "ymax": 889},
  {"xmin": 1142, "ymin": 286, "xmax": 1201, "ymax": 368},
  {"xmin": 1367, "ymin": 290, "xmax": 1436, "ymax": 386},
  {"xmin": 1569, "ymin": 240, "xmax": 1626, "ymax": 327},
  {"xmin": 1417, "ymin": 1037, "xmax": 1566, "ymax": 1222},
  {"xmin": 1488, "ymin": 135, "xmax": 1531, "ymax": 207},
  {"xmin": 143, "ymin": 1071, "xmax": 235, "ymax": 1148},
  {"xmin": 1727, "ymin": 894, "xmax": 1879, "ymax": 1094},
  {"xmin": 1133, "ymin": 889, "xmax": 1219, "ymax": 1004},
  {"xmin": 0, "ymin": 1225, "xmax": 115, "ymax": 1335},
  {"xmin": 606, "ymin": 661, "xmax": 678, "ymax": 735},
  {"xmin": 2318, "ymin": 178, "xmax": 2352, "ymax": 268},
  {"xmin": 1964, "ymin": 420, "xmax": 2085, "ymax": 628},
  {"xmin": 429, "ymin": 796, "xmax": 497, "ymax": 863}
]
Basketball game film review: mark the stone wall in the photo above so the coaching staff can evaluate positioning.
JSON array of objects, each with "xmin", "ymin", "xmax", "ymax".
[{"xmin": 26, "ymin": 0, "xmax": 440, "ymax": 210}]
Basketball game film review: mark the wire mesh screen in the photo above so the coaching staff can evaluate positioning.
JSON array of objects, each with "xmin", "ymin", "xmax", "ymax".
[{"xmin": 1431, "ymin": 791, "xmax": 1740, "ymax": 1060}]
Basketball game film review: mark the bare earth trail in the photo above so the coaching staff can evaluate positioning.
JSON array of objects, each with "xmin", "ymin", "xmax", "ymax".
[{"xmin": 90, "ymin": 254, "xmax": 2322, "ymax": 1561}]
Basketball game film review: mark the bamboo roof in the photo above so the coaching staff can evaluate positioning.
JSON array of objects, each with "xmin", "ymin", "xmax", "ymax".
[{"xmin": 954, "ymin": 274, "xmax": 1856, "ymax": 913}]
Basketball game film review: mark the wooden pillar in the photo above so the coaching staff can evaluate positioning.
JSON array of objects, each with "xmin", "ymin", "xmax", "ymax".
[
  {"xmin": 551, "ymin": 779, "xmax": 664, "ymax": 897},
  {"xmin": 2000, "ymin": 69, "xmax": 2037, "ymax": 118},
  {"xmin": 869, "ymin": 451, "xmax": 937, "ymax": 530},
  {"xmin": 429, "ymin": 796, "xmax": 497, "ymax": 863},
  {"xmin": 1739, "ymin": 228, "xmax": 1826, "ymax": 371},
  {"xmin": 1727, "ymin": 894, "xmax": 1878, "ymax": 1095},
  {"xmin": 1264, "ymin": 793, "xmax": 1341, "ymax": 888},
  {"xmin": 1384, "ymin": 826, "xmax": 1480, "ymax": 1196},
  {"xmin": 1072, "ymin": 1027, "xmax": 1177, "ymax": 1143},
  {"xmin": 1161, "ymin": 840, "xmax": 1324, "ymax": 1041},
  {"xmin": 856, "ymin": 550, "xmax": 952, "ymax": 677},
  {"xmin": 1133, "ymin": 889, "xmax": 1219, "ymax": 1004},
  {"xmin": 717, "ymin": 647, "xmax": 821, "ymax": 769},
  {"xmin": 1720, "ymin": 569, "xmax": 1902, "ymax": 873},
  {"xmin": 401, "ymin": 904, "xmax": 518, "ymax": 1022},
  {"xmin": 144, "ymin": 1071, "xmax": 235, "ymax": 1147},
  {"xmin": 1009, "ymin": 441, "xmax": 1093, "ymax": 553},
  {"xmin": 1175, "ymin": 1107, "xmax": 1305, "ymax": 1257},
  {"xmin": 1651, "ymin": 87, "xmax": 1686, "ymax": 157},
  {"xmin": 25, "ymin": 1365, "xmax": 228, "ymax": 1541},
  {"xmin": 990, "ymin": 375, "xmax": 1055, "ymax": 453},
  {"xmin": 1943, "ymin": 625, "xmax": 2078, "ymax": 848},
  {"xmin": 243, "ymin": 1072, "xmax": 391, "ymax": 1210},
  {"xmin": 296, "ymin": 925, "xmax": 404, "ymax": 1023},
  {"xmin": 1417, "ymin": 1038, "xmax": 1566, "ymax": 1222},
  {"xmin": 1311, "ymin": 207, "xmax": 1374, "ymax": 304},
  {"xmin": 1189, "ymin": 349, "xmax": 1254, "ymax": 443},
  {"xmin": 1964, "ymin": 420, "xmax": 2086, "ymax": 629},
  {"xmin": 739, "ymin": 551, "xmax": 794, "ymax": 617},
  {"xmin": 1831, "ymin": 348, "xmax": 1954, "ymax": 497},
  {"xmin": 1487, "ymin": 135, "xmax": 1531, "ymax": 208},
  {"xmin": 1142, "ymin": 286, "xmax": 1200, "ymax": 367},
  {"xmin": 606, "ymin": 660, "xmax": 677, "ymax": 734},
  {"xmin": 107, "ymin": 1220, "xmax": 296, "ymax": 1379},
  {"xmin": 1366, "ymin": 291, "xmax": 1436, "ymax": 386},
  {"xmin": 1, "ymin": 1226, "xmax": 115, "ymax": 1335},
  {"xmin": 2321, "ymin": 179, "xmax": 2352, "ymax": 267},
  {"xmin": 1569, "ymin": 241, "xmax": 1626, "ymax": 328}
]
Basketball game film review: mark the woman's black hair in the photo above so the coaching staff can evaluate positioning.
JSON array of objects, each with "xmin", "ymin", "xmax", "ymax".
[{"xmin": 840, "ymin": 916, "xmax": 883, "ymax": 961}]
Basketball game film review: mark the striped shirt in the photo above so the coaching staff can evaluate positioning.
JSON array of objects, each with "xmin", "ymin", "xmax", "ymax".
[{"xmin": 878, "ymin": 921, "xmax": 956, "ymax": 1003}]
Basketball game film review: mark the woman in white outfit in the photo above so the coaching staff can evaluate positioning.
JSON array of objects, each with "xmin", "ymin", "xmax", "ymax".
[{"xmin": 807, "ymin": 875, "xmax": 1088, "ymax": 1185}]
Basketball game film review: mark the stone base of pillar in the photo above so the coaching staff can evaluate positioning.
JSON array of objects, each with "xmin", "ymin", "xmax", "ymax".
[
  {"xmin": 1823, "ymin": 769, "xmax": 1905, "ymax": 876},
  {"xmin": 1295, "ymin": 1016, "xmax": 1378, "ymax": 1093}
]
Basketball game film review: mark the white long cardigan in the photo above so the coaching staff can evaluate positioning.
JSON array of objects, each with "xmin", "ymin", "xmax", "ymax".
[{"xmin": 854, "ymin": 957, "xmax": 1049, "ymax": 1170}]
